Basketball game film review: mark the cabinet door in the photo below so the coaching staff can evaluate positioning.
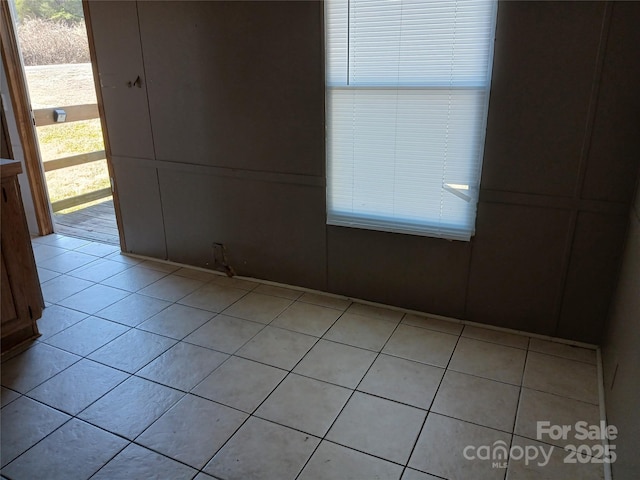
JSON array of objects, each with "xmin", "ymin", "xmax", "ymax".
[
  {"xmin": 1, "ymin": 253, "xmax": 17, "ymax": 323},
  {"xmin": 0, "ymin": 174, "xmax": 41, "ymax": 352},
  {"xmin": 86, "ymin": 0, "xmax": 155, "ymax": 160}
]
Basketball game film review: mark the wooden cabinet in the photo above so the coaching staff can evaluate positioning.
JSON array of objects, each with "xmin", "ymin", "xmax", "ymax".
[{"xmin": 1, "ymin": 159, "xmax": 42, "ymax": 354}]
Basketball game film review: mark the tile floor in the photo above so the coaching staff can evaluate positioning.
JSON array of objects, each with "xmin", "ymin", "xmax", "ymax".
[{"xmin": 0, "ymin": 234, "xmax": 607, "ymax": 479}]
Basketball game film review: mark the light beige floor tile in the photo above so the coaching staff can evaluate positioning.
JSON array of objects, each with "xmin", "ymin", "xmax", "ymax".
[
  {"xmin": 462, "ymin": 325, "xmax": 529, "ymax": 349},
  {"xmin": 44, "ymin": 316, "xmax": 130, "ymax": 356},
  {"xmin": 38, "ymin": 250, "xmax": 97, "ymax": 273},
  {"xmin": 137, "ymin": 342, "xmax": 228, "ymax": 391},
  {"xmin": 2, "ymin": 419, "xmax": 127, "ymax": 480},
  {"xmin": 138, "ymin": 274, "xmax": 204, "ymax": 302},
  {"xmin": 78, "ymin": 376, "xmax": 183, "ymax": 439},
  {"xmin": 28, "ymin": 359, "xmax": 128, "ymax": 415},
  {"xmin": 358, "ymin": 354, "xmax": 444, "ymax": 409},
  {"xmin": 223, "ymin": 292, "xmax": 293, "ymax": 324},
  {"xmin": 401, "ymin": 469, "xmax": 442, "ymax": 480},
  {"xmin": 137, "ymin": 394, "xmax": 247, "ymax": 469},
  {"xmin": 67, "ymin": 258, "xmax": 131, "ymax": 283},
  {"xmin": 137, "ymin": 304, "xmax": 214, "ymax": 339},
  {"xmin": 515, "ymin": 388, "xmax": 601, "ymax": 449},
  {"xmin": 172, "ymin": 266, "xmax": 219, "ymax": 282},
  {"xmin": 299, "ymin": 441, "xmax": 403, "ymax": 480},
  {"xmin": 523, "ymin": 352, "xmax": 599, "ymax": 404},
  {"xmin": 41, "ymin": 275, "xmax": 93, "ymax": 303},
  {"xmin": 346, "ymin": 302, "xmax": 404, "ymax": 323},
  {"xmin": 95, "ymin": 293, "xmax": 171, "ymax": 326},
  {"xmin": 74, "ymin": 242, "xmax": 119, "ymax": 257},
  {"xmin": 1, "ymin": 343, "xmax": 80, "ymax": 393},
  {"xmin": 192, "ymin": 356, "xmax": 287, "ymax": 413},
  {"xmin": 178, "ymin": 282, "xmax": 247, "ymax": 312},
  {"xmin": 298, "ymin": 291, "xmax": 351, "ymax": 311},
  {"xmin": 37, "ymin": 266, "xmax": 60, "ymax": 283},
  {"xmin": 32, "ymin": 243, "xmax": 67, "ymax": 262},
  {"xmin": 449, "ymin": 337, "xmax": 527, "ymax": 385},
  {"xmin": 408, "ymin": 413, "xmax": 511, "ymax": 480},
  {"xmin": 184, "ymin": 315, "xmax": 264, "ymax": 354},
  {"xmin": 272, "ymin": 301, "xmax": 342, "ymax": 336},
  {"xmin": 506, "ymin": 436, "xmax": 604, "ymax": 480},
  {"xmin": 383, "ymin": 324, "xmax": 458, "ymax": 367},
  {"xmin": 105, "ymin": 251, "xmax": 144, "ymax": 265},
  {"xmin": 256, "ymin": 374, "xmax": 351, "ymax": 436},
  {"xmin": 33, "ymin": 234, "xmax": 89, "ymax": 250},
  {"xmin": 0, "ymin": 387, "xmax": 20, "ymax": 407},
  {"xmin": 327, "ymin": 391, "xmax": 426, "ymax": 464},
  {"xmin": 58, "ymin": 284, "xmax": 130, "ymax": 315},
  {"xmin": 209, "ymin": 274, "xmax": 259, "ymax": 290},
  {"xmin": 254, "ymin": 283, "xmax": 303, "ymax": 300},
  {"xmin": 0, "ymin": 396, "xmax": 70, "ymax": 467},
  {"xmin": 194, "ymin": 473, "xmax": 216, "ymax": 480},
  {"xmin": 91, "ymin": 443, "xmax": 196, "ymax": 480},
  {"xmin": 204, "ymin": 417, "xmax": 319, "ymax": 480},
  {"xmin": 35, "ymin": 305, "xmax": 87, "ymax": 340},
  {"xmin": 16, "ymin": 235, "xmax": 610, "ymax": 479},
  {"xmin": 294, "ymin": 339, "xmax": 377, "ymax": 388},
  {"xmin": 431, "ymin": 370, "xmax": 520, "ymax": 432},
  {"xmin": 88, "ymin": 329, "xmax": 176, "ymax": 373},
  {"xmin": 528, "ymin": 338, "xmax": 597, "ymax": 364},
  {"xmin": 102, "ymin": 266, "xmax": 168, "ymax": 292},
  {"xmin": 31, "ymin": 233, "xmax": 54, "ymax": 244},
  {"xmin": 402, "ymin": 313, "xmax": 464, "ymax": 335},
  {"xmin": 137, "ymin": 259, "xmax": 180, "ymax": 273},
  {"xmin": 236, "ymin": 326, "xmax": 317, "ymax": 369},
  {"xmin": 323, "ymin": 313, "xmax": 397, "ymax": 351}
]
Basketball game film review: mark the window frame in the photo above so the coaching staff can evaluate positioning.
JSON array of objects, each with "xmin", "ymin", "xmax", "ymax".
[{"xmin": 324, "ymin": 0, "xmax": 498, "ymax": 241}]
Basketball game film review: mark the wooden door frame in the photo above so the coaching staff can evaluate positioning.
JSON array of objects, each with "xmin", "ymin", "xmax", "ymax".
[
  {"xmin": 83, "ymin": 0, "xmax": 126, "ymax": 250},
  {"xmin": 1, "ymin": 1, "xmax": 126, "ymax": 248},
  {"xmin": 0, "ymin": 1, "xmax": 53, "ymax": 235}
]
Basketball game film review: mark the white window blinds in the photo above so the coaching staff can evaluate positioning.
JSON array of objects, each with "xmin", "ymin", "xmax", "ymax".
[{"xmin": 326, "ymin": 0, "xmax": 497, "ymax": 241}]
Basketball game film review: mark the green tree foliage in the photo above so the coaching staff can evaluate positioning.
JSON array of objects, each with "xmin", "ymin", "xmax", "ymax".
[{"xmin": 15, "ymin": 0, "xmax": 84, "ymax": 23}]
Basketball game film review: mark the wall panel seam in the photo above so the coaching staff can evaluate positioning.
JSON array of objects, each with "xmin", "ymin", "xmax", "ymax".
[
  {"xmin": 108, "ymin": 156, "xmax": 326, "ymax": 188},
  {"xmin": 574, "ymin": 1, "xmax": 613, "ymax": 201},
  {"xmin": 479, "ymin": 189, "xmax": 629, "ymax": 215},
  {"xmin": 553, "ymin": 2, "xmax": 613, "ymax": 337}
]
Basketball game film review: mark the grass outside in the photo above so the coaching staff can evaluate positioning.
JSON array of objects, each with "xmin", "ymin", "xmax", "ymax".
[
  {"xmin": 37, "ymin": 118, "xmax": 109, "ymax": 210},
  {"xmin": 23, "ymin": 59, "xmax": 107, "ymax": 212},
  {"xmin": 17, "ymin": 17, "xmax": 111, "ymax": 214}
]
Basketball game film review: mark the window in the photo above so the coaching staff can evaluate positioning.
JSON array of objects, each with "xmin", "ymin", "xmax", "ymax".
[{"xmin": 326, "ymin": 0, "xmax": 497, "ymax": 240}]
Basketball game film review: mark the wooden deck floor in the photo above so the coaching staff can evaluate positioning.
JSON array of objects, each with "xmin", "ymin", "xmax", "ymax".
[{"xmin": 53, "ymin": 198, "xmax": 120, "ymax": 245}]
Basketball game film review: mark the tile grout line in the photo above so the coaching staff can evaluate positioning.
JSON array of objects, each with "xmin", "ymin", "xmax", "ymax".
[
  {"xmin": 11, "ymin": 296, "xmax": 601, "ymax": 415},
  {"xmin": 34, "ymin": 238, "xmax": 601, "ymax": 351},
  {"xmin": 183, "ymin": 325, "xmax": 326, "ymax": 476},
  {"xmin": 139, "ymin": 292, "xmax": 354, "ymax": 477},
  {"xmin": 504, "ymin": 336, "xmax": 531, "ymax": 479},
  {"xmin": 10, "ymin": 235, "xmax": 607, "ymax": 478},
  {"xmin": 294, "ymin": 312, "xmax": 409, "ymax": 479},
  {"xmin": 246, "ymin": 304, "xmax": 354, "ymax": 480},
  {"xmin": 399, "ymin": 322, "xmax": 466, "ymax": 479},
  {"xmin": 10, "ymin": 307, "xmax": 470, "ymax": 472}
]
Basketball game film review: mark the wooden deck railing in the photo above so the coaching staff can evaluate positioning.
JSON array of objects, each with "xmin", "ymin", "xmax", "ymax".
[
  {"xmin": 34, "ymin": 104, "xmax": 99, "ymax": 127},
  {"xmin": 33, "ymin": 103, "xmax": 111, "ymax": 212}
]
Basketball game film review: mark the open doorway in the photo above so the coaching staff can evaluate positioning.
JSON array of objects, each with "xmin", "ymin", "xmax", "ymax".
[{"xmin": 8, "ymin": 0, "xmax": 119, "ymax": 245}]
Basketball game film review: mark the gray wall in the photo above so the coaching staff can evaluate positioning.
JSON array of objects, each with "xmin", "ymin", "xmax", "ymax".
[
  {"xmin": 602, "ymin": 181, "xmax": 640, "ymax": 478},
  {"xmin": 87, "ymin": 1, "xmax": 640, "ymax": 344}
]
